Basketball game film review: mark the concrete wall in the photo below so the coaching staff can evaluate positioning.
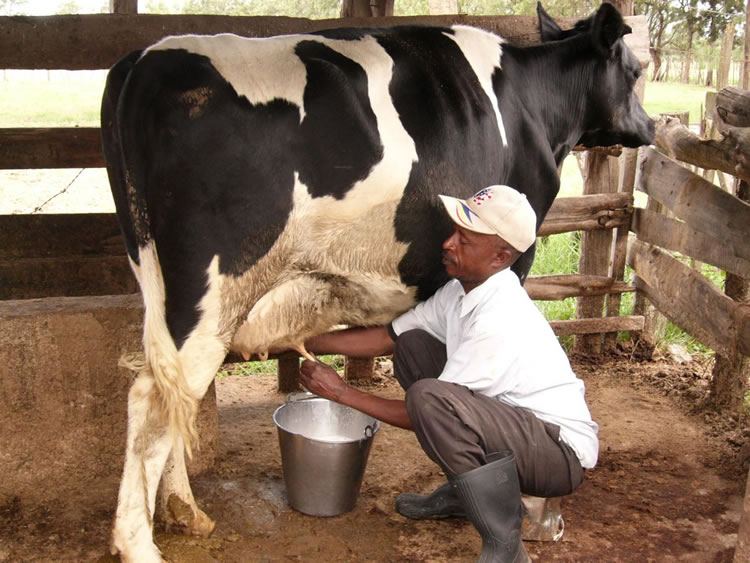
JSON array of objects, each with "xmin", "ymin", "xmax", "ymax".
[{"xmin": 0, "ymin": 294, "xmax": 216, "ymax": 522}]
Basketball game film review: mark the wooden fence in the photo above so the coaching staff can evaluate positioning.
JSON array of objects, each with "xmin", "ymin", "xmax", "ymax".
[{"xmin": 0, "ymin": 10, "xmax": 652, "ymax": 387}]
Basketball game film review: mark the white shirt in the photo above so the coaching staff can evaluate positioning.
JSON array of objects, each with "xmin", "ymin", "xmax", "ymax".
[{"xmin": 391, "ymin": 268, "xmax": 599, "ymax": 468}]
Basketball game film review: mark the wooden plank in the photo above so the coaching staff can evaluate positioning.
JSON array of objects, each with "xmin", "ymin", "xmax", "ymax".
[
  {"xmin": 632, "ymin": 207, "xmax": 750, "ymax": 278},
  {"xmin": 0, "ymin": 13, "xmax": 648, "ymax": 71},
  {"xmin": 539, "ymin": 192, "xmax": 633, "ymax": 236},
  {"xmin": 638, "ymin": 147, "xmax": 750, "ymax": 261},
  {"xmin": 0, "ymin": 128, "xmax": 103, "ymax": 169},
  {"xmin": 525, "ymin": 274, "xmax": 634, "ymax": 301},
  {"xmin": 0, "ymin": 255, "xmax": 137, "ymax": 299},
  {"xmin": 653, "ymin": 116, "xmax": 750, "ymax": 185},
  {"xmin": 627, "ymin": 239, "xmax": 749, "ymax": 358},
  {"xmin": 549, "ymin": 315, "xmax": 644, "ymax": 336},
  {"xmin": 0, "ymin": 213, "xmax": 124, "ymax": 259}
]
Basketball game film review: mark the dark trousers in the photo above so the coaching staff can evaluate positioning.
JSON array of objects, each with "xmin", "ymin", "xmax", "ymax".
[{"xmin": 393, "ymin": 329, "xmax": 584, "ymax": 498}]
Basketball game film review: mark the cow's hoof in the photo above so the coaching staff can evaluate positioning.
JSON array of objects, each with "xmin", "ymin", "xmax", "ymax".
[
  {"xmin": 110, "ymin": 532, "xmax": 163, "ymax": 563},
  {"xmin": 188, "ymin": 507, "xmax": 216, "ymax": 537},
  {"xmin": 165, "ymin": 494, "xmax": 216, "ymax": 537}
]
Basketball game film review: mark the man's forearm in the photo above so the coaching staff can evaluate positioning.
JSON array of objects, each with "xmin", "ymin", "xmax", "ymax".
[
  {"xmin": 337, "ymin": 386, "xmax": 412, "ymax": 430},
  {"xmin": 306, "ymin": 326, "xmax": 394, "ymax": 358}
]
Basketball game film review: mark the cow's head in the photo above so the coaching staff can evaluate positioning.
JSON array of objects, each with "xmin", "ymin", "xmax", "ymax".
[{"xmin": 537, "ymin": 2, "xmax": 655, "ymax": 149}]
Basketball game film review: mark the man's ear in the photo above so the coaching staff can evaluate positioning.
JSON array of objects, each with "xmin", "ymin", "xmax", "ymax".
[{"xmin": 493, "ymin": 247, "xmax": 514, "ymax": 269}]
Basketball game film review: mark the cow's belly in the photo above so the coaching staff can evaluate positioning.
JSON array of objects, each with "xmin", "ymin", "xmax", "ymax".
[{"xmin": 224, "ymin": 180, "xmax": 417, "ymax": 359}]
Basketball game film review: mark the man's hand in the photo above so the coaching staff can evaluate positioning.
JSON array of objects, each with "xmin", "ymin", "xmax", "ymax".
[{"xmin": 298, "ymin": 359, "xmax": 349, "ymax": 402}]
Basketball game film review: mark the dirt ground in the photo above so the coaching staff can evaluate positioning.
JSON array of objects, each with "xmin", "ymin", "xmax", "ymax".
[{"xmin": 1, "ymin": 349, "xmax": 748, "ymax": 562}]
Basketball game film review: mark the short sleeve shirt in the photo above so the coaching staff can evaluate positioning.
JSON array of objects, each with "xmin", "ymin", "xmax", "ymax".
[{"xmin": 391, "ymin": 269, "xmax": 599, "ymax": 468}]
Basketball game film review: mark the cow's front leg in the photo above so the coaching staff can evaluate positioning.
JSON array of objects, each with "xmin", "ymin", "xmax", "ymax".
[
  {"xmin": 111, "ymin": 372, "xmax": 173, "ymax": 563},
  {"xmin": 157, "ymin": 439, "xmax": 216, "ymax": 537}
]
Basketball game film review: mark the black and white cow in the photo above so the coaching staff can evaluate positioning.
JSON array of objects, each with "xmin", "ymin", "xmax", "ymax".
[{"xmin": 101, "ymin": 3, "xmax": 653, "ymax": 560}]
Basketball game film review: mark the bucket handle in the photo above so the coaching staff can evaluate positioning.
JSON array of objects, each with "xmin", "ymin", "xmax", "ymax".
[
  {"xmin": 286, "ymin": 391, "xmax": 317, "ymax": 403},
  {"xmin": 364, "ymin": 424, "xmax": 375, "ymax": 439}
]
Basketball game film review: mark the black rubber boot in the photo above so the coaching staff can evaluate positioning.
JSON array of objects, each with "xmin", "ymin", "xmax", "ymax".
[
  {"xmin": 450, "ymin": 451, "xmax": 530, "ymax": 563},
  {"xmin": 395, "ymin": 482, "xmax": 466, "ymax": 520}
]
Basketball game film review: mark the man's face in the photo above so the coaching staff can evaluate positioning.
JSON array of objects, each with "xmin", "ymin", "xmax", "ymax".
[{"xmin": 441, "ymin": 224, "xmax": 503, "ymax": 290}]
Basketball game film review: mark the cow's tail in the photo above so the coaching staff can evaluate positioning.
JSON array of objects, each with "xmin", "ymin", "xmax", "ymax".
[
  {"xmin": 101, "ymin": 51, "xmax": 200, "ymax": 457},
  {"xmin": 125, "ymin": 242, "xmax": 200, "ymax": 458}
]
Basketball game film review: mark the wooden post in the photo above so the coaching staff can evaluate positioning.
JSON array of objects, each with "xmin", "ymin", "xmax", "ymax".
[
  {"xmin": 277, "ymin": 353, "xmax": 301, "ymax": 394},
  {"xmin": 708, "ymin": 180, "xmax": 749, "ymax": 411},
  {"xmin": 109, "ymin": 0, "xmax": 137, "ymax": 14},
  {"xmin": 345, "ymin": 357, "xmax": 376, "ymax": 383},
  {"xmin": 604, "ymin": 37, "xmax": 644, "ymax": 353},
  {"xmin": 736, "ymin": 467, "xmax": 750, "ymax": 563},
  {"xmin": 573, "ymin": 151, "xmax": 618, "ymax": 355}
]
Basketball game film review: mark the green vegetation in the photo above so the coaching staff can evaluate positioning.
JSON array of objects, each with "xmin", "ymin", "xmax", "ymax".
[
  {"xmin": 642, "ymin": 80, "xmax": 713, "ymax": 126},
  {"xmin": 0, "ymin": 73, "xmax": 105, "ymax": 127},
  {"xmin": 218, "ymin": 355, "xmax": 345, "ymax": 377}
]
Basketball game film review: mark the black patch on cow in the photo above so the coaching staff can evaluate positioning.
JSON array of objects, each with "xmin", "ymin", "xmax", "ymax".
[
  {"xmin": 116, "ymin": 49, "xmax": 298, "ymax": 347},
  {"xmin": 101, "ymin": 49, "xmax": 145, "ymax": 265},
  {"xmin": 294, "ymin": 40, "xmax": 383, "ymax": 199},
  {"xmin": 376, "ymin": 27, "xmax": 507, "ymax": 299}
]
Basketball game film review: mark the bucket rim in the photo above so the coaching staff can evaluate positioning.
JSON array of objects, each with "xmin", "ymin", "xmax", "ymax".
[{"xmin": 272, "ymin": 399, "xmax": 381, "ymax": 443}]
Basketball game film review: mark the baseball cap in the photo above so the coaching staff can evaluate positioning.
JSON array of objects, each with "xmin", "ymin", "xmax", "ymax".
[{"xmin": 438, "ymin": 185, "xmax": 537, "ymax": 252}]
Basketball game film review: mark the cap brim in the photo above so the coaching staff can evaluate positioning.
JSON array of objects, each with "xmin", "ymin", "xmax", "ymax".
[{"xmin": 438, "ymin": 194, "xmax": 495, "ymax": 235}]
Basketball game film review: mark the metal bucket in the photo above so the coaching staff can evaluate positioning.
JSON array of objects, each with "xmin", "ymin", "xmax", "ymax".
[{"xmin": 272, "ymin": 393, "xmax": 380, "ymax": 517}]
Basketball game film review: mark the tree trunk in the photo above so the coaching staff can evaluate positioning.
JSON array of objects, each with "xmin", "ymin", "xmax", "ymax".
[
  {"xmin": 340, "ymin": 0, "xmax": 394, "ymax": 17},
  {"xmin": 650, "ymin": 47, "xmax": 663, "ymax": 81},
  {"xmin": 681, "ymin": 32, "xmax": 693, "ymax": 84},
  {"xmin": 718, "ymin": 23, "xmax": 735, "ymax": 89},
  {"xmin": 707, "ymin": 68, "xmax": 714, "ymax": 88}
]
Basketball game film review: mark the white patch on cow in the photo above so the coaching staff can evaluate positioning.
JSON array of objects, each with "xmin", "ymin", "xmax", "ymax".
[
  {"xmin": 179, "ymin": 256, "xmax": 228, "ymax": 396},
  {"xmin": 446, "ymin": 26, "xmax": 508, "ymax": 147},
  {"xmin": 228, "ymin": 169, "xmax": 417, "ymax": 359},
  {"xmin": 148, "ymin": 33, "xmax": 309, "ymax": 121},
  {"xmin": 322, "ymin": 35, "xmax": 419, "ymax": 202}
]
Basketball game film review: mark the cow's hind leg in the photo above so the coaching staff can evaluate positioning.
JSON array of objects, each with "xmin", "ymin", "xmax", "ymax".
[
  {"xmin": 158, "ymin": 437, "xmax": 216, "ymax": 537},
  {"xmin": 111, "ymin": 369, "xmax": 174, "ymax": 562},
  {"xmin": 156, "ymin": 328, "xmax": 227, "ymax": 536},
  {"xmin": 112, "ymin": 336, "xmax": 225, "ymax": 559}
]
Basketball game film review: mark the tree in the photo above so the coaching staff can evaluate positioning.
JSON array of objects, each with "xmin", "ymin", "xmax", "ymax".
[{"xmin": 0, "ymin": 0, "xmax": 27, "ymax": 15}]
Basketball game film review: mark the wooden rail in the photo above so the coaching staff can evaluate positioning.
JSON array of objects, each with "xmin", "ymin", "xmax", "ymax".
[{"xmin": 0, "ymin": 13, "xmax": 649, "ymax": 71}]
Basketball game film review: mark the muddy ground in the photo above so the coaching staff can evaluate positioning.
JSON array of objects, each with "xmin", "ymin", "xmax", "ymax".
[{"xmin": 1, "ymin": 349, "xmax": 748, "ymax": 562}]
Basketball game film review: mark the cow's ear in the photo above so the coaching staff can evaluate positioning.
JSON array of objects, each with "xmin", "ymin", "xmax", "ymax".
[
  {"xmin": 591, "ymin": 2, "xmax": 626, "ymax": 55},
  {"xmin": 537, "ymin": 3, "xmax": 564, "ymax": 42}
]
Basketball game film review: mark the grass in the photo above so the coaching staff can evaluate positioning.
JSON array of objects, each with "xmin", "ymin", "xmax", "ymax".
[
  {"xmin": 641, "ymin": 80, "xmax": 712, "ymax": 126},
  {"xmin": 0, "ymin": 72, "xmax": 106, "ymax": 128},
  {"xmin": 217, "ymin": 355, "xmax": 345, "ymax": 377}
]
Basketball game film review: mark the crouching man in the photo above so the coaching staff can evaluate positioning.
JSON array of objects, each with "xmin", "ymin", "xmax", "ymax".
[{"xmin": 299, "ymin": 185, "xmax": 599, "ymax": 562}]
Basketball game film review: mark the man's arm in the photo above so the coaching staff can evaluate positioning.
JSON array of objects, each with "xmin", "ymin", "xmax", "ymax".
[
  {"xmin": 305, "ymin": 325, "xmax": 394, "ymax": 358},
  {"xmin": 298, "ymin": 359, "xmax": 412, "ymax": 430}
]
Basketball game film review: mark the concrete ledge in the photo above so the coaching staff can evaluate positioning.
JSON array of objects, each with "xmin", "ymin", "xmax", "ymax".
[{"xmin": 0, "ymin": 294, "xmax": 216, "ymax": 517}]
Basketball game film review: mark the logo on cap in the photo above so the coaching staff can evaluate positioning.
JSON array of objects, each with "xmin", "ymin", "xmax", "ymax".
[{"xmin": 472, "ymin": 188, "xmax": 494, "ymax": 205}]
